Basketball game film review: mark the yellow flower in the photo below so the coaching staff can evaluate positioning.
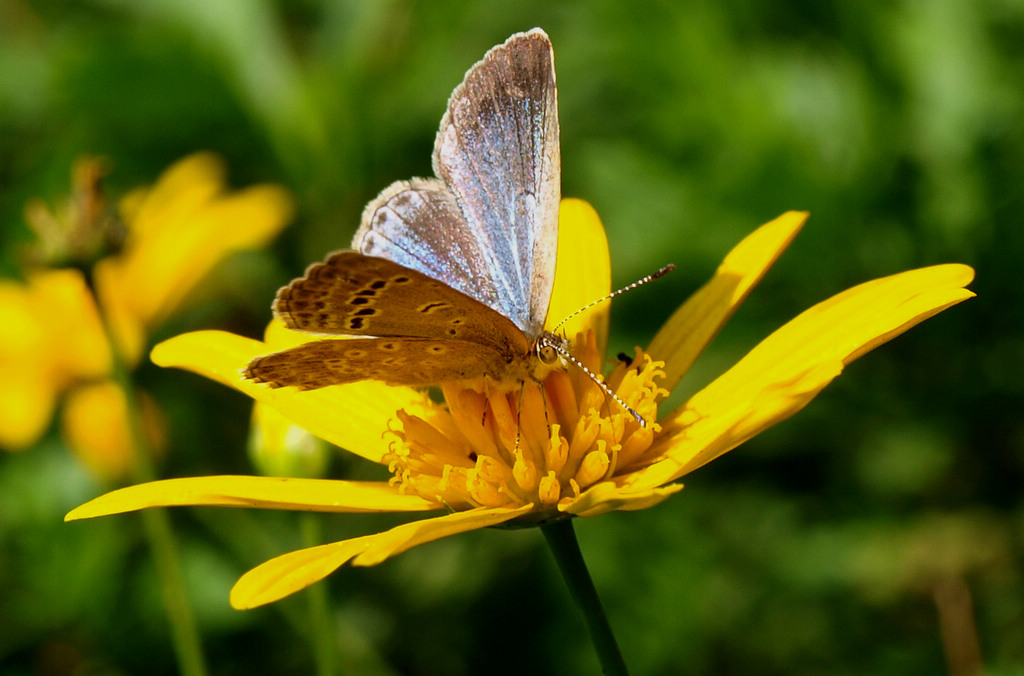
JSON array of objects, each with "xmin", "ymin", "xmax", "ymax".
[
  {"xmin": 0, "ymin": 154, "xmax": 293, "ymax": 468},
  {"xmin": 61, "ymin": 380, "xmax": 167, "ymax": 482},
  {"xmin": 95, "ymin": 153, "xmax": 294, "ymax": 365},
  {"xmin": 0, "ymin": 269, "xmax": 110, "ymax": 449},
  {"xmin": 66, "ymin": 200, "xmax": 974, "ymax": 608}
]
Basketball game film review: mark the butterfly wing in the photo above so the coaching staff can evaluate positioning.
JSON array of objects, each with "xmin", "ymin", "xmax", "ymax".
[
  {"xmin": 273, "ymin": 252, "xmax": 530, "ymax": 355},
  {"xmin": 244, "ymin": 337, "xmax": 510, "ymax": 389},
  {"xmin": 248, "ymin": 31, "xmax": 559, "ymax": 390},
  {"xmin": 249, "ymin": 252, "xmax": 533, "ymax": 388},
  {"xmin": 353, "ymin": 179, "xmax": 509, "ymax": 318},
  {"xmin": 353, "ymin": 29, "xmax": 559, "ymax": 340}
]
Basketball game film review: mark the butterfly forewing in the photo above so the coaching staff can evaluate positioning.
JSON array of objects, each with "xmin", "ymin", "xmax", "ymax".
[
  {"xmin": 354, "ymin": 29, "xmax": 559, "ymax": 340},
  {"xmin": 434, "ymin": 29, "xmax": 559, "ymax": 339},
  {"xmin": 274, "ymin": 252, "xmax": 530, "ymax": 352}
]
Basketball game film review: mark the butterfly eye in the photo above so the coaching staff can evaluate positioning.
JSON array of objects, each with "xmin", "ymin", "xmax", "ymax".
[{"xmin": 538, "ymin": 344, "xmax": 559, "ymax": 365}]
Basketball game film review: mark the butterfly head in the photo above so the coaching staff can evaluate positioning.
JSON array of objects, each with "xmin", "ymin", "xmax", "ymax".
[{"xmin": 534, "ymin": 331, "xmax": 568, "ymax": 368}]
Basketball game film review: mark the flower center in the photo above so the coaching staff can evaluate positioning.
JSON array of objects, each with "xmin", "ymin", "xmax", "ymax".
[{"xmin": 383, "ymin": 331, "xmax": 668, "ymax": 520}]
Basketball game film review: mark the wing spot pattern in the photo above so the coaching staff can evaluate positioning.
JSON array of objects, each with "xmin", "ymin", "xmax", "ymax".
[{"xmin": 418, "ymin": 302, "xmax": 449, "ymax": 314}]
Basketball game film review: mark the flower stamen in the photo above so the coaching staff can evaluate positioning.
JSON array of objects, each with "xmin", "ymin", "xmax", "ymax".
[{"xmin": 382, "ymin": 330, "xmax": 666, "ymax": 521}]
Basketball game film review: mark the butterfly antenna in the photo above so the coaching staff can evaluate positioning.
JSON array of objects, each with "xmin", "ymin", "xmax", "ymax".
[
  {"xmin": 549, "ymin": 264, "xmax": 676, "ymax": 335},
  {"xmin": 546, "ymin": 339, "xmax": 648, "ymax": 427},
  {"xmin": 544, "ymin": 263, "xmax": 676, "ymax": 429}
]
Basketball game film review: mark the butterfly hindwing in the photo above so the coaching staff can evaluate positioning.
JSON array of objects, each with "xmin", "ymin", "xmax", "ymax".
[
  {"xmin": 353, "ymin": 179, "xmax": 509, "ymax": 318},
  {"xmin": 244, "ymin": 337, "xmax": 509, "ymax": 389}
]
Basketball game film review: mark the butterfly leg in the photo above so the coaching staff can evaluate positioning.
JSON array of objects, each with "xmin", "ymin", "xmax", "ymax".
[
  {"xmin": 539, "ymin": 382, "xmax": 552, "ymax": 436},
  {"xmin": 480, "ymin": 380, "xmax": 491, "ymax": 428},
  {"xmin": 514, "ymin": 382, "xmax": 526, "ymax": 453}
]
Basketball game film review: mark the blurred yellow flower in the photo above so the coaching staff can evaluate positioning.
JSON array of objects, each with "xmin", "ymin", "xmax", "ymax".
[
  {"xmin": 67, "ymin": 201, "xmax": 974, "ymax": 608},
  {"xmin": 0, "ymin": 269, "xmax": 110, "ymax": 449},
  {"xmin": 96, "ymin": 153, "xmax": 294, "ymax": 365},
  {"xmin": 1, "ymin": 154, "xmax": 293, "ymax": 476},
  {"xmin": 61, "ymin": 380, "xmax": 167, "ymax": 482}
]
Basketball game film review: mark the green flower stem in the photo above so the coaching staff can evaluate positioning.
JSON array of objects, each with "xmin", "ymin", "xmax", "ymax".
[
  {"xmin": 111, "ymin": 356, "xmax": 209, "ymax": 676},
  {"xmin": 138, "ymin": 508, "xmax": 209, "ymax": 676},
  {"xmin": 300, "ymin": 514, "xmax": 336, "ymax": 676},
  {"xmin": 541, "ymin": 519, "xmax": 630, "ymax": 676}
]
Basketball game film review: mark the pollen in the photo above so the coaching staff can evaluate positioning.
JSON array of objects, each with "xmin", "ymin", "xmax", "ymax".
[{"xmin": 382, "ymin": 331, "xmax": 668, "ymax": 521}]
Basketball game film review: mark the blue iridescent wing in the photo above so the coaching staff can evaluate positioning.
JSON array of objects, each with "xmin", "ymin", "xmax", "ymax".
[
  {"xmin": 353, "ymin": 29, "xmax": 560, "ymax": 340},
  {"xmin": 354, "ymin": 178, "xmax": 510, "ymax": 323}
]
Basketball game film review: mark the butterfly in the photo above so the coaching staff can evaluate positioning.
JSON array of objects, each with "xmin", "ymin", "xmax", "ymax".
[{"xmin": 243, "ymin": 29, "xmax": 568, "ymax": 391}]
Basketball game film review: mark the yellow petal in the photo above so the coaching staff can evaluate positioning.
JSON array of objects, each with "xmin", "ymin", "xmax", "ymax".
[
  {"xmin": 352, "ymin": 503, "xmax": 533, "ymax": 566},
  {"xmin": 647, "ymin": 211, "xmax": 807, "ymax": 391},
  {"xmin": 121, "ymin": 153, "xmax": 224, "ymax": 236},
  {"xmin": 0, "ymin": 361, "xmax": 55, "ymax": 450},
  {"xmin": 231, "ymin": 535, "xmax": 374, "ymax": 609},
  {"xmin": 93, "ymin": 263, "xmax": 147, "ymax": 366},
  {"xmin": 546, "ymin": 199, "xmax": 611, "ymax": 350},
  {"xmin": 0, "ymin": 282, "xmax": 56, "ymax": 449},
  {"xmin": 32, "ymin": 269, "xmax": 111, "ymax": 382},
  {"xmin": 622, "ymin": 361, "xmax": 844, "ymax": 491},
  {"xmin": 230, "ymin": 505, "xmax": 531, "ymax": 608},
  {"xmin": 135, "ymin": 184, "xmax": 293, "ymax": 326},
  {"xmin": 0, "ymin": 270, "xmax": 111, "ymax": 450},
  {"xmin": 61, "ymin": 381, "xmax": 166, "ymax": 482},
  {"xmin": 264, "ymin": 316, "xmax": 322, "ymax": 349},
  {"xmin": 65, "ymin": 475, "xmax": 439, "ymax": 521},
  {"xmin": 96, "ymin": 153, "xmax": 294, "ymax": 364},
  {"xmin": 151, "ymin": 330, "xmax": 430, "ymax": 463},
  {"xmin": 563, "ymin": 482, "xmax": 684, "ymax": 518},
  {"xmin": 62, "ymin": 382, "xmax": 135, "ymax": 481},
  {"xmin": 628, "ymin": 264, "xmax": 975, "ymax": 489}
]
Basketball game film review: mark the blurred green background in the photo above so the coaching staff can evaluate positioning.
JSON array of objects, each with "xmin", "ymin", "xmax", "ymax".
[{"xmin": 1, "ymin": 1, "xmax": 1020, "ymax": 674}]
